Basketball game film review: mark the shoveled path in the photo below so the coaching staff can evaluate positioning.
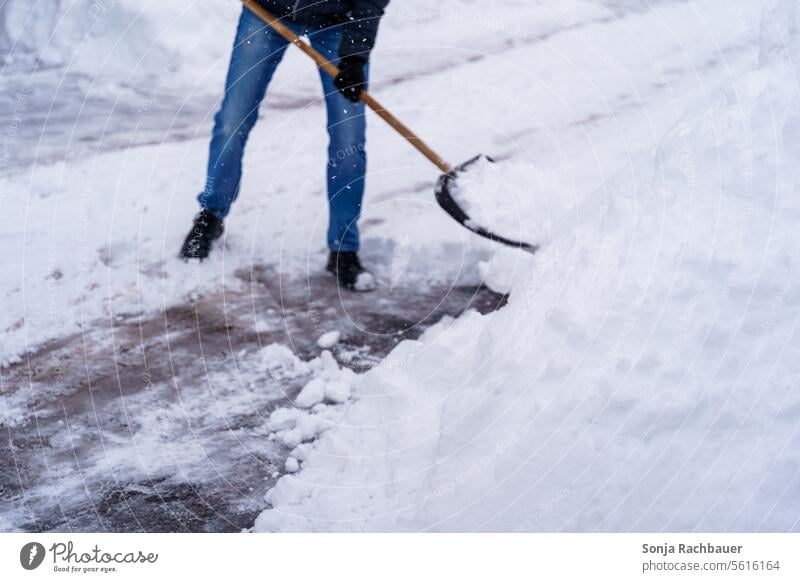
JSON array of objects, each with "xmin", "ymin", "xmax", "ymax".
[{"xmin": 1, "ymin": 268, "xmax": 505, "ymax": 532}]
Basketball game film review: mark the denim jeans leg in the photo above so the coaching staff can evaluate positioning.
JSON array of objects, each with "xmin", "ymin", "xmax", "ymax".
[
  {"xmin": 308, "ymin": 25, "xmax": 368, "ymax": 252},
  {"xmin": 198, "ymin": 7, "xmax": 292, "ymax": 219}
]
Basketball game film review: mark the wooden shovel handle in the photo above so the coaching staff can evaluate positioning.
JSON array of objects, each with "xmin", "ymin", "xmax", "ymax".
[{"xmin": 241, "ymin": 0, "xmax": 452, "ymax": 173}]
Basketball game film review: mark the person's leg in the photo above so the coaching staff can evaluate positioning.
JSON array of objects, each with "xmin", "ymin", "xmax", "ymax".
[
  {"xmin": 198, "ymin": 8, "xmax": 291, "ymax": 219},
  {"xmin": 308, "ymin": 26, "xmax": 368, "ymax": 252}
]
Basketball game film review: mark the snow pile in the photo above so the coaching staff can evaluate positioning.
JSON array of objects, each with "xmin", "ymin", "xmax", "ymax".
[
  {"xmin": 316, "ymin": 331, "xmax": 342, "ymax": 350},
  {"xmin": 265, "ymin": 348, "xmax": 358, "ymax": 475},
  {"xmin": 451, "ymin": 156, "xmax": 579, "ymax": 293},
  {"xmin": 294, "ymin": 351, "xmax": 356, "ymax": 407},
  {"xmin": 453, "ymin": 157, "xmax": 572, "ymax": 249},
  {"xmin": 254, "ymin": 1, "xmax": 800, "ymax": 531},
  {"xmin": 259, "ymin": 343, "xmax": 307, "ymax": 380},
  {"xmin": 0, "ymin": 0, "xmax": 235, "ymax": 79}
]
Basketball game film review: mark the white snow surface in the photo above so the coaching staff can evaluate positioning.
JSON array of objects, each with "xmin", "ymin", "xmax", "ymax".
[
  {"xmin": 3, "ymin": 0, "xmax": 797, "ymax": 532},
  {"xmin": 0, "ymin": 0, "xmax": 767, "ymax": 366},
  {"xmin": 317, "ymin": 331, "xmax": 342, "ymax": 350},
  {"xmin": 254, "ymin": 2, "xmax": 800, "ymax": 531},
  {"xmin": 0, "ymin": 0, "xmax": 237, "ymax": 78},
  {"xmin": 451, "ymin": 157, "xmax": 562, "ymax": 247}
]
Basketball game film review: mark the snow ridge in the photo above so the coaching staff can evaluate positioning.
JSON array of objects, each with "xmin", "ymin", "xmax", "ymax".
[{"xmin": 254, "ymin": 0, "xmax": 800, "ymax": 532}]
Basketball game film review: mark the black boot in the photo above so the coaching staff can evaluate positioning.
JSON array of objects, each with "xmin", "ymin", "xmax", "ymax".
[
  {"xmin": 326, "ymin": 252, "xmax": 376, "ymax": 291},
  {"xmin": 179, "ymin": 209, "xmax": 224, "ymax": 260}
]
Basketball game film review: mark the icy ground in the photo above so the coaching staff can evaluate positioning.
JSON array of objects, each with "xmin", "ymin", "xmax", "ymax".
[{"xmin": 2, "ymin": 0, "xmax": 791, "ymax": 531}]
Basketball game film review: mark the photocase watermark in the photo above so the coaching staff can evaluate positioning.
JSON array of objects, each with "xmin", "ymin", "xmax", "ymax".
[
  {"xmin": 327, "ymin": 141, "xmax": 366, "ymax": 169},
  {"xmin": 0, "ymin": 88, "xmax": 30, "ymax": 181},
  {"xmin": 512, "ymin": 487, "xmax": 571, "ymax": 532},
  {"xmin": 19, "ymin": 540, "xmax": 159, "ymax": 574},
  {"xmin": 422, "ymin": 429, "xmax": 527, "ymax": 502},
  {"xmin": 19, "ymin": 542, "xmax": 46, "ymax": 570}
]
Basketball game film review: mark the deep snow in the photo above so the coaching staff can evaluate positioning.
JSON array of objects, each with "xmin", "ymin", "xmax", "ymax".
[
  {"xmin": 3, "ymin": 0, "xmax": 795, "ymax": 532},
  {"xmin": 254, "ymin": 1, "xmax": 800, "ymax": 531}
]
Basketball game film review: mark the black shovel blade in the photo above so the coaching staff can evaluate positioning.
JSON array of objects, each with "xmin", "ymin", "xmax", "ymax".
[{"xmin": 434, "ymin": 155, "xmax": 539, "ymax": 254}]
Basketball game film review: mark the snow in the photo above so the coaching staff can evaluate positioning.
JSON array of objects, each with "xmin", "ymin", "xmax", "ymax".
[
  {"xmin": 0, "ymin": 1, "xmax": 237, "ymax": 78},
  {"xmin": 269, "ymin": 403, "xmax": 336, "ymax": 450},
  {"xmin": 269, "ymin": 407, "xmax": 305, "ymax": 432},
  {"xmin": 295, "ymin": 378, "xmax": 327, "ymax": 409},
  {"xmin": 354, "ymin": 271, "xmax": 377, "ymax": 292},
  {"xmin": 0, "ymin": 0, "xmax": 765, "ymax": 365},
  {"xmin": 316, "ymin": 330, "xmax": 342, "ymax": 349},
  {"xmin": 259, "ymin": 344, "xmax": 304, "ymax": 378},
  {"xmin": 253, "ymin": 1, "xmax": 800, "ymax": 531},
  {"xmin": 294, "ymin": 351, "xmax": 356, "ymax": 407},
  {"xmin": 254, "ymin": 319, "xmax": 273, "ymax": 333},
  {"xmin": 450, "ymin": 157, "xmax": 565, "ymax": 252},
  {"xmin": 267, "ymin": 350, "xmax": 355, "ymax": 454},
  {"xmin": 3, "ymin": 0, "xmax": 794, "ymax": 533}
]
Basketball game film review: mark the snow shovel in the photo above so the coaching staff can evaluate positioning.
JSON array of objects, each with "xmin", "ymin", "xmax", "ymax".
[{"xmin": 241, "ymin": 0, "xmax": 538, "ymax": 254}]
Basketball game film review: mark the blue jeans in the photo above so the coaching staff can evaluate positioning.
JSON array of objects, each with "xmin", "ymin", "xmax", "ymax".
[{"xmin": 198, "ymin": 7, "xmax": 368, "ymax": 252}]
